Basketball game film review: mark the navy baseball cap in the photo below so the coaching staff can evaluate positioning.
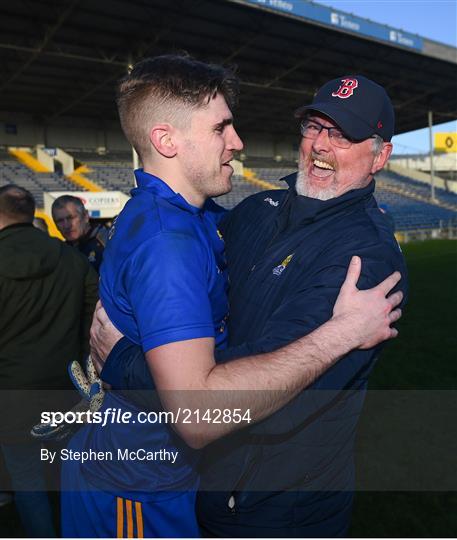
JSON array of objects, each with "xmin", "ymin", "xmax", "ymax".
[{"xmin": 295, "ymin": 75, "xmax": 395, "ymax": 142}]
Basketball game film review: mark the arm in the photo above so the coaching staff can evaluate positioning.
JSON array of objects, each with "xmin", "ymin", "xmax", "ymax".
[
  {"xmin": 93, "ymin": 256, "xmax": 402, "ymax": 448},
  {"xmin": 147, "ymin": 257, "xmax": 402, "ymax": 449}
]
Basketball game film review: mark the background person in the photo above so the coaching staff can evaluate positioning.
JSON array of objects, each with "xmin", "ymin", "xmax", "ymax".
[
  {"xmin": 0, "ymin": 185, "xmax": 98, "ymax": 537},
  {"xmin": 51, "ymin": 195, "xmax": 108, "ymax": 272}
]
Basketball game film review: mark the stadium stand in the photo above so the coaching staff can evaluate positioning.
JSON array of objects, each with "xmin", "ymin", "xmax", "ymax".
[
  {"xmin": 378, "ymin": 170, "xmax": 457, "ymax": 209},
  {"xmin": 67, "ymin": 151, "xmax": 135, "ymax": 194},
  {"xmin": 216, "ymin": 175, "xmax": 262, "ymax": 209},
  {"xmin": 0, "ymin": 157, "xmax": 80, "ymax": 208},
  {"xmin": 2, "ymin": 148, "xmax": 456, "ymax": 235},
  {"xmin": 251, "ymin": 168, "xmax": 296, "ymax": 188},
  {"xmin": 84, "ymin": 163, "xmax": 135, "ymax": 194},
  {"xmin": 376, "ymin": 186, "xmax": 457, "ymax": 231}
]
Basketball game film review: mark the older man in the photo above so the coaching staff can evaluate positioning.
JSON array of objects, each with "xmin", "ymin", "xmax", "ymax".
[
  {"xmin": 195, "ymin": 75, "xmax": 407, "ymax": 537},
  {"xmin": 88, "ymin": 73, "xmax": 407, "ymax": 537},
  {"xmin": 52, "ymin": 195, "xmax": 108, "ymax": 272}
]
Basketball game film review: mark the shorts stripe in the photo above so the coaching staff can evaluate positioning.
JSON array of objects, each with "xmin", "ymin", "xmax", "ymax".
[
  {"xmin": 126, "ymin": 499, "xmax": 133, "ymax": 538},
  {"xmin": 135, "ymin": 502, "xmax": 144, "ymax": 538},
  {"xmin": 115, "ymin": 497, "xmax": 144, "ymax": 538},
  {"xmin": 116, "ymin": 497, "xmax": 123, "ymax": 538}
]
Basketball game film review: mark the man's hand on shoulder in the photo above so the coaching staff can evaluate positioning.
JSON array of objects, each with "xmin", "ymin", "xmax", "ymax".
[{"xmin": 332, "ymin": 255, "xmax": 403, "ymax": 350}]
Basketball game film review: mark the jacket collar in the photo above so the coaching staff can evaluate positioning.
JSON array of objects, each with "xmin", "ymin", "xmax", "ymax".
[{"xmin": 0, "ymin": 222, "xmax": 34, "ymax": 235}]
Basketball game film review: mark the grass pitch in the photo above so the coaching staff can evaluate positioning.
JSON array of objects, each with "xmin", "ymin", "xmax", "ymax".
[{"xmin": 350, "ymin": 239, "xmax": 457, "ymax": 537}]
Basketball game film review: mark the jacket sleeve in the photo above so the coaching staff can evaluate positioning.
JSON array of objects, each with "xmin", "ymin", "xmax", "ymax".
[{"xmin": 100, "ymin": 337, "xmax": 155, "ymax": 390}]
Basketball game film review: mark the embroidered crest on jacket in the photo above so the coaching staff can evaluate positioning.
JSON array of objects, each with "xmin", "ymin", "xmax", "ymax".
[
  {"xmin": 264, "ymin": 197, "xmax": 279, "ymax": 207},
  {"xmin": 272, "ymin": 253, "xmax": 294, "ymax": 276}
]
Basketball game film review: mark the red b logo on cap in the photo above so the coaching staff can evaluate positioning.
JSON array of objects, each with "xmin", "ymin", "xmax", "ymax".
[{"xmin": 332, "ymin": 78, "xmax": 358, "ymax": 99}]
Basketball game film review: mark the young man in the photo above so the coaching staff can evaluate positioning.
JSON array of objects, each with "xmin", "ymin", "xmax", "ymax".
[{"xmin": 61, "ymin": 58, "xmax": 403, "ymax": 538}]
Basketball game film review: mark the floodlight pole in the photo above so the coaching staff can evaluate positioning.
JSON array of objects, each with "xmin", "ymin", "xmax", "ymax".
[{"xmin": 428, "ymin": 110, "xmax": 436, "ymax": 202}]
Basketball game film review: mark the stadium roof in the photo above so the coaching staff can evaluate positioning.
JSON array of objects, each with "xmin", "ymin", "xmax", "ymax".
[{"xmin": 0, "ymin": 0, "xmax": 456, "ymax": 138}]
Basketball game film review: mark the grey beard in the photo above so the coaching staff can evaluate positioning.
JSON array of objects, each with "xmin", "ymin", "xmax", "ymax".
[{"xmin": 295, "ymin": 169, "xmax": 338, "ymax": 201}]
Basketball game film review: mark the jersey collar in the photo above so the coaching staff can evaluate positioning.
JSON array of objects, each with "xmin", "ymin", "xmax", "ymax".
[{"xmin": 133, "ymin": 169, "xmax": 203, "ymax": 215}]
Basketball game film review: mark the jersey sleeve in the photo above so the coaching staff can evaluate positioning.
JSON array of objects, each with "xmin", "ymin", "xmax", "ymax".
[{"xmin": 124, "ymin": 232, "xmax": 215, "ymax": 353}]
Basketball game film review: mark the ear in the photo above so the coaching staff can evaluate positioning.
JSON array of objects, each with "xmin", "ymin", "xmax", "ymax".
[
  {"xmin": 371, "ymin": 142, "xmax": 392, "ymax": 175},
  {"xmin": 149, "ymin": 124, "xmax": 177, "ymax": 158},
  {"xmin": 83, "ymin": 209, "xmax": 90, "ymax": 224}
]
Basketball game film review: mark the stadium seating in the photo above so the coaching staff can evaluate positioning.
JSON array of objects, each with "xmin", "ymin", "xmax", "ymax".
[
  {"xmin": 1, "ymin": 154, "xmax": 456, "ymax": 233},
  {"xmin": 376, "ymin": 186, "xmax": 457, "ymax": 230},
  {"xmin": 379, "ymin": 170, "xmax": 457, "ymax": 208},
  {"xmin": 63, "ymin": 151, "xmax": 135, "ymax": 194},
  {"xmin": 250, "ymin": 168, "xmax": 296, "ymax": 188},
  {"xmin": 84, "ymin": 163, "xmax": 135, "ymax": 194},
  {"xmin": 215, "ymin": 175, "xmax": 261, "ymax": 209},
  {"xmin": 0, "ymin": 158, "xmax": 80, "ymax": 207}
]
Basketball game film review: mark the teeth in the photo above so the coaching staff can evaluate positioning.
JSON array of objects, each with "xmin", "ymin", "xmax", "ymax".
[{"xmin": 313, "ymin": 159, "xmax": 334, "ymax": 170}]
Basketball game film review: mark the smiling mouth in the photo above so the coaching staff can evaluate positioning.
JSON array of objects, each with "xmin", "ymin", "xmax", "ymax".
[
  {"xmin": 311, "ymin": 158, "xmax": 335, "ymax": 179},
  {"xmin": 222, "ymin": 158, "xmax": 234, "ymax": 170},
  {"xmin": 313, "ymin": 159, "xmax": 334, "ymax": 170}
]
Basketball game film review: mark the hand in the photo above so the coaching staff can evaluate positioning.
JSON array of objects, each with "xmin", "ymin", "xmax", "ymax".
[
  {"xmin": 90, "ymin": 301, "xmax": 124, "ymax": 376},
  {"xmin": 31, "ymin": 399, "xmax": 90, "ymax": 442},
  {"xmin": 68, "ymin": 355, "xmax": 105, "ymax": 412},
  {"xmin": 333, "ymin": 256, "xmax": 403, "ymax": 349},
  {"xmin": 31, "ymin": 356, "xmax": 104, "ymax": 441}
]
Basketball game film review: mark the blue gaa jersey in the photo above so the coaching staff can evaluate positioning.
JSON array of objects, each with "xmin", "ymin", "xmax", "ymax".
[
  {"xmin": 62, "ymin": 170, "xmax": 229, "ymax": 537},
  {"xmin": 101, "ymin": 169, "xmax": 229, "ymax": 352}
]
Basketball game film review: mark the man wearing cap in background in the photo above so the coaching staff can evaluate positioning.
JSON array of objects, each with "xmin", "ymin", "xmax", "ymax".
[{"xmin": 89, "ymin": 74, "xmax": 407, "ymax": 537}]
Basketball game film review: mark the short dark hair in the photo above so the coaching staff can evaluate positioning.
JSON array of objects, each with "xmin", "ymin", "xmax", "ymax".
[
  {"xmin": 0, "ymin": 184, "xmax": 35, "ymax": 223},
  {"xmin": 117, "ymin": 54, "xmax": 239, "ymax": 159},
  {"xmin": 51, "ymin": 195, "xmax": 86, "ymax": 217}
]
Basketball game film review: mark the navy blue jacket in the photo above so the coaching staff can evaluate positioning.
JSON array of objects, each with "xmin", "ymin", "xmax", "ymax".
[{"xmin": 101, "ymin": 176, "xmax": 407, "ymax": 537}]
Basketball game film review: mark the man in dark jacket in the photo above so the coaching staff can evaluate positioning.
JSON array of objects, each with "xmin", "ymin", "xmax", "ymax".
[
  {"xmin": 0, "ymin": 185, "xmax": 98, "ymax": 537},
  {"xmin": 88, "ymin": 75, "xmax": 407, "ymax": 537},
  {"xmin": 52, "ymin": 195, "xmax": 108, "ymax": 272}
]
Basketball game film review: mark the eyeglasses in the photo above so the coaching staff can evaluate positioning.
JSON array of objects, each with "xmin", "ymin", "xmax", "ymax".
[{"xmin": 300, "ymin": 119, "xmax": 353, "ymax": 149}]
